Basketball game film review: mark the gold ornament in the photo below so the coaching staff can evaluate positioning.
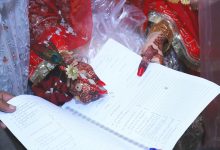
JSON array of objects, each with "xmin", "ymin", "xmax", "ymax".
[
  {"xmin": 180, "ymin": 0, "xmax": 190, "ymax": 5},
  {"xmin": 167, "ymin": 0, "xmax": 179, "ymax": 3},
  {"xmin": 167, "ymin": 0, "xmax": 190, "ymax": 5}
]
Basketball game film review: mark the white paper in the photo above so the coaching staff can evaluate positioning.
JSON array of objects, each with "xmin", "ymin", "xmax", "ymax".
[
  {"xmin": 63, "ymin": 39, "xmax": 220, "ymax": 150},
  {"xmin": 0, "ymin": 95, "xmax": 143, "ymax": 150}
]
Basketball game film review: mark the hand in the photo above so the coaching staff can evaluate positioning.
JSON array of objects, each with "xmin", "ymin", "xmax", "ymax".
[
  {"xmin": 137, "ymin": 20, "xmax": 173, "ymax": 76},
  {"xmin": 67, "ymin": 62, "xmax": 107, "ymax": 104},
  {"xmin": 137, "ymin": 32, "xmax": 165, "ymax": 76},
  {"xmin": 0, "ymin": 92, "xmax": 16, "ymax": 129},
  {"xmin": 0, "ymin": 92, "xmax": 16, "ymax": 113},
  {"xmin": 32, "ymin": 61, "xmax": 107, "ymax": 105}
]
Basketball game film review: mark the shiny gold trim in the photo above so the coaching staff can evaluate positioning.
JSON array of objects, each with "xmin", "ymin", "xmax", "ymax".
[
  {"xmin": 167, "ymin": 0, "xmax": 179, "ymax": 4},
  {"xmin": 30, "ymin": 61, "xmax": 56, "ymax": 84},
  {"xmin": 181, "ymin": 0, "xmax": 190, "ymax": 5},
  {"xmin": 149, "ymin": 20, "xmax": 174, "ymax": 51},
  {"xmin": 148, "ymin": 12, "xmax": 200, "ymax": 71},
  {"xmin": 167, "ymin": 0, "xmax": 190, "ymax": 5}
]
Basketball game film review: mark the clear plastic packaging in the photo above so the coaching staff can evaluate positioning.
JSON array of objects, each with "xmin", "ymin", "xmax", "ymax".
[
  {"xmin": 88, "ymin": 0, "xmax": 147, "ymax": 59},
  {"xmin": 0, "ymin": 0, "xmax": 29, "ymax": 95}
]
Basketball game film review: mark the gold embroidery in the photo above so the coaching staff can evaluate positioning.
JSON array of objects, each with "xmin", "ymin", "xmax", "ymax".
[
  {"xmin": 180, "ymin": 0, "xmax": 190, "ymax": 5},
  {"xmin": 30, "ymin": 61, "xmax": 56, "ymax": 85},
  {"xmin": 167, "ymin": 0, "xmax": 190, "ymax": 5},
  {"xmin": 149, "ymin": 20, "xmax": 174, "ymax": 52},
  {"xmin": 150, "ymin": 20, "xmax": 173, "ymax": 47},
  {"xmin": 167, "ymin": 0, "xmax": 179, "ymax": 3}
]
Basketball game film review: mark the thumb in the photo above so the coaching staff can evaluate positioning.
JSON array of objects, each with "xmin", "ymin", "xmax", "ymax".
[{"xmin": 0, "ymin": 92, "xmax": 16, "ymax": 113}]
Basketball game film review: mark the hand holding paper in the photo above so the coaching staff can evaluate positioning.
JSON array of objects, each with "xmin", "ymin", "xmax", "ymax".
[
  {"xmin": 137, "ymin": 20, "xmax": 173, "ymax": 76},
  {"xmin": 0, "ymin": 92, "xmax": 16, "ymax": 113},
  {"xmin": 0, "ymin": 39, "xmax": 220, "ymax": 150}
]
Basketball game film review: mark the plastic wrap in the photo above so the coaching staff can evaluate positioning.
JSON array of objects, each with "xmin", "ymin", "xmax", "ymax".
[
  {"xmin": 88, "ymin": 0, "xmax": 147, "ymax": 59},
  {"xmin": 0, "ymin": 0, "xmax": 29, "ymax": 95}
]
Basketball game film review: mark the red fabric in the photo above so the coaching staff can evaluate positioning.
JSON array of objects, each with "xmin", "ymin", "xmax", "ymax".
[
  {"xmin": 143, "ymin": 0, "xmax": 199, "ymax": 61},
  {"xmin": 29, "ymin": 50, "xmax": 44, "ymax": 78},
  {"xmin": 128, "ymin": 0, "xmax": 199, "ymax": 62},
  {"xmin": 29, "ymin": 0, "xmax": 93, "ymax": 74},
  {"xmin": 28, "ymin": 0, "xmax": 93, "ymax": 104},
  {"xmin": 32, "ymin": 76, "xmax": 72, "ymax": 106}
]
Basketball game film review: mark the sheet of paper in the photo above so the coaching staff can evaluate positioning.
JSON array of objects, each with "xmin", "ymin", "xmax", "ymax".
[
  {"xmin": 0, "ymin": 95, "xmax": 144, "ymax": 150},
  {"xmin": 63, "ymin": 39, "xmax": 220, "ymax": 150}
]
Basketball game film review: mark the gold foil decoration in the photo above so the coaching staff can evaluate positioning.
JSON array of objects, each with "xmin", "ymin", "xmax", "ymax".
[
  {"xmin": 167, "ymin": 0, "xmax": 190, "ymax": 5},
  {"xmin": 167, "ymin": 0, "xmax": 179, "ymax": 3},
  {"xmin": 180, "ymin": 0, "xmax": 190, "ymax": 5},
  {"xmin": 149, "ymin": 20, "xmax": 174, "ymax": 52},
  {"xmin": 30, "ymin": 61, "xmax": 56, "ymax": 85}
]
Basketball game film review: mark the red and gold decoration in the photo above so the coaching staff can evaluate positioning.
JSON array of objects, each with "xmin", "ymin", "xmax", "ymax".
[
  {"xmin": 132, "ymin": 0, "xmax": 200, "ymax": 72},
  {"xmin": 167, "ymin": 0, "xmax": 190, "ymax": 5},
  {"xmin": 28, "ymin": 0, "xmax": 107, "ymax": 105}
]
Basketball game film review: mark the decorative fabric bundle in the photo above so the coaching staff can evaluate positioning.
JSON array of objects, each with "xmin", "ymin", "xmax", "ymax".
[
  {"xmin": 28, "ymin": 0, "xmax": 200, "ymax": 105},
  {"xmin": 128, "ymin": 0, "xmax": 200, "ymax": 73},
  {"xmin": 29, "ymin": 0, "xmax": 107, "ymax": 105},
  {"xmin": 28, "ymin": 0, "xmax": 147, "ymax": 105}
]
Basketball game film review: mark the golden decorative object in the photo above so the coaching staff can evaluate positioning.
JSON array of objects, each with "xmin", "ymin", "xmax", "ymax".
[
  {"xmin": 167, "ymin": 0, "xmax": 190, "ymax": 5},
  {"xmin": 180, "ymin": 0, "xmax": 190, "ymax": 5},
  {"xmin": 167, "ymin": 0, "xmax": 179, "ymax": 4},
  {"xmin": 149, "ymin": 20, "xmax": 173, "ymax": 44}
]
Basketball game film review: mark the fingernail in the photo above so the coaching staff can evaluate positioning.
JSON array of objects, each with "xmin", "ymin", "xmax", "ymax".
[
  {"xmin": 9, "ymin": 105, "xmax": 16, "ymax": 110},
  {"xmin": 137, "ymin": 67, "xmax": 146, "ymax": 77},
  {"xmin": 97, "ymin": 80, "xmax": 106, "ymax": 86},
  {"xmin": 98, "ymin": 88, "xmax": 108, "ymax": 95}
]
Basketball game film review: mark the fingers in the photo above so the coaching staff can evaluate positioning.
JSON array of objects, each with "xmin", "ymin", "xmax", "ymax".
[
  {"xmin": 1, "ymin": 91, "xmax": 14, "ymax": 101},
  {"xmin": 69, "ymin": 76, "xmax": 108, "ymax": 104},
  {"xmin": 137, "ymin": 59, "xmax": 149, "ymax": 77},
  {"xmin": 0, "ymin": 122, "xmax": 7, "ymax": 129},
  {"xmin": 67, "ymin": 61, "xmax": 108, "ymax": 104},
  {"xmin": 137, "ymin": 45, "xmax": 158, "ymax": 76},
  {"xmin": 96, "ymin": 79, "xmax": 106, "ymax": 87},
  {"xmin": 77, "ymin": 62, "xmax": 106, "ymax": 86},
  {"xmin": 0, "ymin": 92, "xmax": 16, "ymax": 113},
  {"xmin": 138, "ymin": 30, "xmax": 168, "ymax": 77}
]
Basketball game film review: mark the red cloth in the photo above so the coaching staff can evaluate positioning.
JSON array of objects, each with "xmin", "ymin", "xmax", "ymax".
[
  {"xmin": 29, "ymin": 0, "xmax": 93, "ymax": 72},
  {"xmin": 28, "ymin": 0, "xmax": 93, "ymax": 105},
  {"xmin": 129, "ymin": 0, "xmax": 200, "ymax": 62},
  {"xmin": 29, "ymin": 0, "xmax": 93, "ymax": 50}
]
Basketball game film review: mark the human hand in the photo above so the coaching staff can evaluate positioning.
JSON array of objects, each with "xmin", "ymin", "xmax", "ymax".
[
  {"xmin": 137, "ymin": 20, "xmax": 173, "ymax": 76},
  {"xmin": 137, "ymin": 32, "xmax": 165, "ymax": 76},
  {"xmin": 0, "ymin": 92, "xmax": 16, "ymax": 113},
  {"xmin": 67, "ymin": 61, "xmax": 107, "ymax": 104},
  {"xmin": 32, "ymin": 61, "xmax": 107, "ymax": 105},
  {"xmin": 0, "ymin": 92, "xmax": 16, "ymax": 128}
]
